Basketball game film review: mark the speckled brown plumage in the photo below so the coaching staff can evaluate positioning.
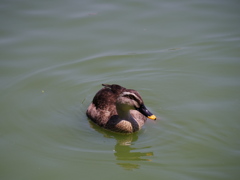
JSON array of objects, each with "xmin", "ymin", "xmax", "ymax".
[{"xmin": 86, "ymin": 84, "xmax": 156, "ymax": 133}]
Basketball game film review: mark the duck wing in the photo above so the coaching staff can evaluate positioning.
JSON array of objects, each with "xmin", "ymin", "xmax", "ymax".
[
  {"xmin": 86, "ymin": 84, "xmax": 126, "ymax": 126},
  {"xmin": 92, "ymin": 84, "xmax": 125, "ymax": 110}
]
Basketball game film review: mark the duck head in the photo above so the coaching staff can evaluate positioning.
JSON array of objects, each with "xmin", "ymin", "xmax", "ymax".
[{"xmin": 116, "ymin": 91, "xmax": 156, "ymax": 120}]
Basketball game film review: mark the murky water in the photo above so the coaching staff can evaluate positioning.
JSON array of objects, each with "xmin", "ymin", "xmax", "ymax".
[{"xmin": 1, "ymin": 0, "xmax": 240, "ymax": 179}]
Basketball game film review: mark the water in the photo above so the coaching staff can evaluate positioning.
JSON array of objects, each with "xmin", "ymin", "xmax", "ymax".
[{"xmin": 1, "ymin": 0, "xmax": 240, "ymax": 179}]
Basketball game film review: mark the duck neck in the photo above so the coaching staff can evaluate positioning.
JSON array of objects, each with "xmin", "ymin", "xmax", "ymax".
[{"xmin": 116, "ymin": 104, "xmax": 135, "ymax": 121}]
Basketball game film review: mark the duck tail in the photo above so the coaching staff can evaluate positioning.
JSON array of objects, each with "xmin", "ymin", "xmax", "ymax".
[{"xmin": 102, "ymin": 84, "xmax": 111, "ymax": 88}]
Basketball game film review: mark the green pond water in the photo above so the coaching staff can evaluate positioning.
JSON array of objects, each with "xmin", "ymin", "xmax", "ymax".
[{"xmin": 1, "ymin": 0, "xmax": 240, "ymax": 179}]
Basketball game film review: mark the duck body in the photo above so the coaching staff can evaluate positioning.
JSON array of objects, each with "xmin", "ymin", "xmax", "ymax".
[{"xmin": 86, "ymin": 84, "xmax": 156, "ymax": 133}]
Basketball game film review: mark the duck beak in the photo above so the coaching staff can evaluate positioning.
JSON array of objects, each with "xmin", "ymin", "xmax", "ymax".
[{"xmin": 137, "ymin": 104, "xmax": 157, "ymax": 120}]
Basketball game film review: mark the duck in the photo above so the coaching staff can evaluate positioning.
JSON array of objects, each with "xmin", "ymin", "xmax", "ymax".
[{"xmin": 86, "ymin": 84, "xmax": 156, "ymax": 133}]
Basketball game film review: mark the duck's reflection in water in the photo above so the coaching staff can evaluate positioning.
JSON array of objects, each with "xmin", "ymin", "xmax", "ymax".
[
  {"xmin": 114, "ymin": 135, "xmax": 153, "ymax": 170},
  {"xmin": 89, "ymin": 121, "xmax": 153, "ymax": 170}
]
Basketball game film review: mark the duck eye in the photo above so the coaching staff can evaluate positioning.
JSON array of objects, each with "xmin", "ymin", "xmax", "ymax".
[
  {"xmin": 126, "ymin": 95, "xmax": 135, "ymax": 100},
  {"xmin": 129, "ymin": 95, "xmax": 134, "ymax": 100}
]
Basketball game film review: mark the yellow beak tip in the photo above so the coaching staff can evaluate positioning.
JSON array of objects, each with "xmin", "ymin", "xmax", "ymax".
[{"xmin": 148, "ymin": 115, "xmax": 157, "ymax": 120}]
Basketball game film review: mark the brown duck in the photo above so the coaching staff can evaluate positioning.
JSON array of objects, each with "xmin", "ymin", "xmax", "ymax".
[{"xmin": 86, "ymin": 84, "xmax": 156, "ymax": 133}]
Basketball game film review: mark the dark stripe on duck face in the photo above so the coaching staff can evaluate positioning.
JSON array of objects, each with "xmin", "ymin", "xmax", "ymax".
[{"xmin": 121, "ymin": 91, "xmax": 143, "ymax": 107}]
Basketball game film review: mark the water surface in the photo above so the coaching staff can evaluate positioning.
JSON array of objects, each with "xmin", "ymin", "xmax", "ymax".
[{"xmin": 1, "ymin": 0, "xmax": 240, "ymax": 179}]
